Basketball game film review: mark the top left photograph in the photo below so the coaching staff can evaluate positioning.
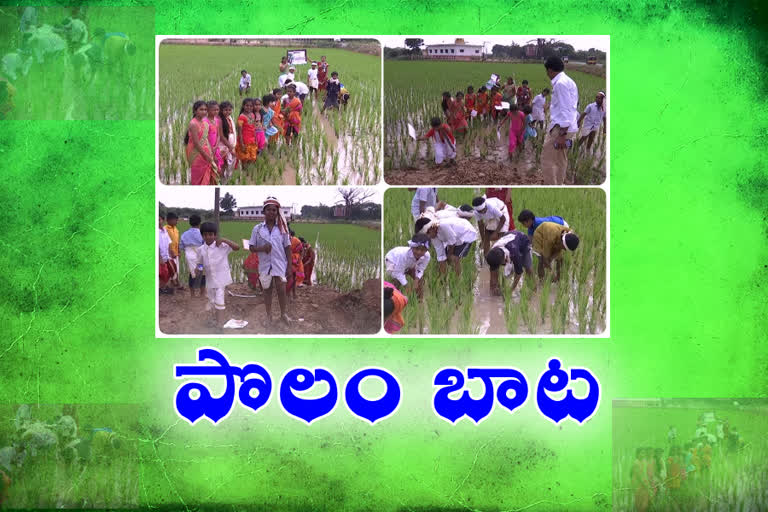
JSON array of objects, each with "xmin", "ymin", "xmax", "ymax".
[
  {"xmin": 157, "ymin": 37, "xmax": 382, "ymax": 186},
  {"xmin": 1, "ymin": 6, "xmax": 154, "ymax": 120}
]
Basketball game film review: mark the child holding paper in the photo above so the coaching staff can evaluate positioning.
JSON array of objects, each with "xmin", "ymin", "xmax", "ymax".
[{"xmin": 418, "ymin": 117, "xmax": 456, "ymax": 167}]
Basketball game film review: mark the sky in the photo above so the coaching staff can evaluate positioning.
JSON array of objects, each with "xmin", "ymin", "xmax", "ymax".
[
  {"xmin": 379, "ymin": 35, "xmax": 609, "ymax": 53},
  {"xmin": 158, "ymin": 186, "xmax": 383, "ymax": 211}
]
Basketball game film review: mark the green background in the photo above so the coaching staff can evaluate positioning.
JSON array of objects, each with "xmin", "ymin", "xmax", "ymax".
[{"xmin": 2, "ymin": 0, "xmax": 768, "ymax": 509}]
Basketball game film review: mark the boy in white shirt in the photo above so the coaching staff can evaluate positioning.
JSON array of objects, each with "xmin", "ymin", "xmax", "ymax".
[
  {"xmin": 531, "ymin": 88, "xmax": 549, "ymax": 130},
  {"xmin": 239, "ymin": 69, "xmax": 251, "ymax": 97},
  {"xmin": 198, "ymin": 222, "xmax": 240, "ymax": 327},
  {"xmin": 307, "ymin": 62, "xmax": 319, "ymax": 98},
  {"xmin": 385, "ymin": 234, "xmax": 431, "ymax": 298},
  {"xmin": 577, "ymin": 92, "xmax": 606, "ymax": 150}
]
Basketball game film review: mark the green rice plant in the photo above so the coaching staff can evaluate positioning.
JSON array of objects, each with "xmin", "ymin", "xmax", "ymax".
[{"xmin": 385, "ymin": 187, "xmax": 606, "ymax": 334}]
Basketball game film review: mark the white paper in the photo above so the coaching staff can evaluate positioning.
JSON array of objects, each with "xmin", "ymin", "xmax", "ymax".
[
  {"xmin": 490, "ymin": 73, "xmax": 499, "ymax": 82},
  {"xmin": 407, "ymin": 123, "xmax": 417, "ymax": 140},
  {"xmin": 223, "ymin": 319, "xmax": 249, "ymax": 329},
  {"xmin": 242, "ymin": 239, "xmax": 250, "ymax": 250},
  {"xmin": 501, "ymin": 101, "xmax": 510, "ymax": 110}
]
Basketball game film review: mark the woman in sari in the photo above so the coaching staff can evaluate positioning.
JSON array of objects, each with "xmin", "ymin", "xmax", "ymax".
[
  {"xmin": 205, "ymin": 100, "xmax": 224, "ymax": 171},
  {"xmin": 476, "ymin": 86, "xmax": 489, "ymax": 119},
  {"xmin": 282, "ymin": 85, "xmax": 303, "ymax": 145},
  {"xmin": 300, "ymin": 237, "xmax": 315, "ymax": 286},
  {"xmin": 317, "ymin": 56, "xmax": 329, "ymax": 90},
  {"xmin": 185, "ymin": 100, "xmax": 218, "ymax": 185},
  {"xmin": 289, "ymin": 232, "xmax": 305, "ymax": 294}
]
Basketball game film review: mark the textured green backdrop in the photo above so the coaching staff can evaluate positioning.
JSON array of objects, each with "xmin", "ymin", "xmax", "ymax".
[{"xmin": 2, "ymin": 0, "xmax": 768, "ymax": 510}]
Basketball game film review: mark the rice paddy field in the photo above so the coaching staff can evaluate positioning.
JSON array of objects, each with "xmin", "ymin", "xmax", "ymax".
[
  {"xmin": 0, "ymin": 404, "xmax": 139, "ymax": 508},
  {"xmin": 0, "ymin": 6, "xmax": 154, "ymax": 120},
  {"xmin": 384, "ymin": 61, "xmax": 606, "ymax": 185},
  {"xmin": 172, "ymin": 220, "xmax": 381, "ymax": 293},
  {"xmin": 613, "ymin": 402, "xmax": 768, "ymax": 511},
  {"xmin": 158, "ymin": 43, "xmax": 382, "ymax": 186},
  {"xmin": 384, "ymin": 188, "xmax": 606, "ymax": 335}
]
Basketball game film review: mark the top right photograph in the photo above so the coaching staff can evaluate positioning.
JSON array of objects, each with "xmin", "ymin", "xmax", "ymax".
[{"xmin": 383, "ymin": 36, "xmax": 608, "ymax": 186}]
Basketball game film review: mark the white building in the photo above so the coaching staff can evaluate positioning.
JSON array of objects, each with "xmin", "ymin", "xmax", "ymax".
[
  {"xmin": 425, "ymin": 39, "xmax": 483, "ymax": 61},
  {"xmin": 237, "ymin": 206, "xmax": 293, "ymax": 222}
]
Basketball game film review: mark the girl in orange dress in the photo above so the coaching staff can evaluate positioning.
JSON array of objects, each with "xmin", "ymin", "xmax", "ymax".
[
  {"xmin": 282, "ymin": 85, "xmax": 303, "ymax": 145},
  {"xmin": 300, "ymin": 238, "xmax": 315, "ymax": 286},
  {"xmin": 236, "ymin": 98, "xmax": 260, "ymax": 164},
  {"xmin": 288, "ymin": 232, "xmax": 305, "ymax": 296},
  {"xmin": 269, "ymin": 88, "xmax": 284, "ymax": 145},
  {"xmin": 464, "ymin": 85, "xmax": 476, "ymax": 119},
  {"xmin": 449, "ymin": 92, "xmax": 468, "ymax": 134},
  {"xmin": 490, "ymin": 85, "xmax": 503, "ymax": 120},
  {"xmin": 476, "ymin": 86, "xmax": 489, "ymax": 118}
]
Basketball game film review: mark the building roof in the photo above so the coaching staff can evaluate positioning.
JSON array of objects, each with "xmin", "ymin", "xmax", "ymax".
[{"xmin": 426, "ymin": 43, "xmax": 483, "ymax": 48}]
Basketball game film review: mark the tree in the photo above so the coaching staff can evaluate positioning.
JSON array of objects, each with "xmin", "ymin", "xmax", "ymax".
[
  {"xmin": 336, "ymin": 188, "xmax": 376, "ymax": 219},
  {"xmin": 404, "ymin": 38, "xmax": 424, "ymax": 51},
  {"xmin": 220, "ymin": 192, "xmax": 237, "ymax": 216}
]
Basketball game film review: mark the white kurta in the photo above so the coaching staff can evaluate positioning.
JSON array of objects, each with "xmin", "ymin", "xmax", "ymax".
[{"xmin": 385, "ymin": 246, "xmax": 431, "ymax": 286}]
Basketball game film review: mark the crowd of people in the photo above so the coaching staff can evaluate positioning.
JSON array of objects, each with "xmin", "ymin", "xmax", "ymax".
[
  {"xmin": 158, "ymin": 198, "xmax": 317, "ymax": 329},
  {"xmin": 184, "ymin": 55, "xmax": 351, "ymax": 185},
  {"xmin": 383, "ymin": 187, "xmax": 580, "ymax": 333},
  {"xmin": 0, "ymin": 6, "xmax": 136, "ymax": 119},
  {"xmin": 416, "ymin": 56, "xmax": 606, "ymax": 185},
  {"xmin": 628, "ymin": 414, "xmax": 747, "ymax": 511}
]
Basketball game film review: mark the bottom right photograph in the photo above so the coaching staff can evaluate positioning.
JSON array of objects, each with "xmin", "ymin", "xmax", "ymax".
[
  {"xmin": 383, "ymin": 187, "xmax": 606, "ymax": 335},
  {"xmin": 612, "ymin": 398, "xmax": 768, "ymax": 512}
]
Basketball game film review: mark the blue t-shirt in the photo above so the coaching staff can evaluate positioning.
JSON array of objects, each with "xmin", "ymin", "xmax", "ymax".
[
  {"xmin": 179, "ymin": 227, "xmax": 204, "ymax": 251},
  {"xmin": 528, "ymin": 216, "xmax": 567, "ymax": 238}
]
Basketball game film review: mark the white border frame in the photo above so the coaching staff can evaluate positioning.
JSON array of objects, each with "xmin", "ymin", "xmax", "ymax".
[{"xmin": 154, "ymin": 35, "xmax": 609, "ymax": 340}]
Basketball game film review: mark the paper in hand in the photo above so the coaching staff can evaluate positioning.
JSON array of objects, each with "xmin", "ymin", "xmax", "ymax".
[
  {"xmin": 471, "ymin": 109, "xmax": 477, "ymax": 117},
  {"xmin": 407, "ymin": 123, "xmax": 417, "ymax": 140},
  {"xmin": 242, "ymin": 239, "xmax": 250, "ymax": 250}
]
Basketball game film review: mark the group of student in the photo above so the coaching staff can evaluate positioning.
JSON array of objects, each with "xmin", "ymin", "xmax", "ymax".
[
  {"xmin": 184, "ymin": 56, "xmax": 350, "ymax": 185},
  {"xmin": 415, "ymin": 57, "xmax": 607, "ymax": 186},
  {"xmin": 158, "ymin": 198, "xmax": 317, "ymax": 329},
  {"xmin": 383, "ymin": 187, "xmax": 580, "ymax": 333},
  {"xmin": 630, "ymin": 417, "xmax": 745, "ymax": 512}
]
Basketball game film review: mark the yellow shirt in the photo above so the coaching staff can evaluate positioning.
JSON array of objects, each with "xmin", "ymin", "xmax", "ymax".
[
  {"xmin": 165, "ymin": 225, "xmax": 180, "ymax": 258},
  {"xmin": 532, "ymin": 222, "xmax": 570, "ymax": 261}
]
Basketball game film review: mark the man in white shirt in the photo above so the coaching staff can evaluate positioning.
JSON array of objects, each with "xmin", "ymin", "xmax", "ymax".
[
  {"xmin": 531, "ymin": 88, "xmax": 549, "ymax": 130},
  {"xmin": 278, "ymin": 72, "xmax": 289, "ymax": 88},
  {"xmin": 287, "ymin": 65, "xmax": 296, "ymax": 82},
  {"xmin": 239, "ymin": 69, "xmax": 251, "ymax": 97},
  {"xmin": 411, "ymin": 187, "xmax": 438, "ymax": 220},
  {"xmin": 415, "ymin": 214, "xmax": 478, "ymax": 276},
  {"xmin": 307, "ymin": 62, "xmax": 319, "ymax": 98},
  {"xmin": 54, "ymin": 17, "xmax": 88, "ymax": 49},
  {"xmin": 471, "ymin": 195, "xmax": 510, "ymax": 257},
  {"xmin": 577, "ymin": 92, "xmax": 606, "ymax": 150},
  {"xmin": 385, "ymin": 234, "xmax": 431, "ymax": 298},
  {"xmin": 541, "ymin": 56, "xmax": 579, "ymax": 185}
]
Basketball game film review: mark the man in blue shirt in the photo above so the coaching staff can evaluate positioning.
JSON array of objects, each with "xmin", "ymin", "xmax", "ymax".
[
  {"xmin": 179, "ymin": 215, "xmax": 205, "ymax": 296},
  {"xmin": 517, "ymin": 209, "xmax": 568, "ymax": 238}
]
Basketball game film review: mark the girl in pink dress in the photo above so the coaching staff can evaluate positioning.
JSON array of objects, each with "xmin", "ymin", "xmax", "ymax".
[
  {"xmin": 499, "ymin": 102, "xmax": 526, "ymax": 158},
  {"xmin": 205, "ymin": 100, "xmax": 225, "ymax": 171}
]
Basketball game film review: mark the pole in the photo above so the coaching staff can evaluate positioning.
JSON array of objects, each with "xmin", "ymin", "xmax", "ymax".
[{"xmin": 214, "ymin": 187, "xmax": 220, "ymax": 230}]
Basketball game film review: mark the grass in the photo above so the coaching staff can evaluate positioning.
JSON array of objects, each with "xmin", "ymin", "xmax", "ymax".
[
  {"xmin": 0, "ymin": 6, "xmax": 154, "ymax": 120},
  {"xmin": 384, "ymin": 60, "xmax": 606, "ymax": 184},
  {"xmin": 384, "ymin": 188, "xmax": 606, "ymax": 334},
  {"xmin": 158, "ymin": 44, "xmax": 381, "ymax": 186},
  {"xmin": 613, "ymin": 402, "xmax": 768, "ymax": 512},
  {"xmin": 172, "ymin": 220, "xmax": 380, "ymax": 293}
]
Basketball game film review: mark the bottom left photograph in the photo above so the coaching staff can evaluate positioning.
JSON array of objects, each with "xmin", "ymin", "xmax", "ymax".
[{"xmin": 157, "ymin": 186, "xmax": 382, "ymax": 335}]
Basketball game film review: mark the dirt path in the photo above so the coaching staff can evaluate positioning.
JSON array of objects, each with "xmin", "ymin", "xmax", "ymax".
[
  {"xmin": 282, "ymin": 160, "xmax": 296, "ymax": 185},
  {"xmin": 159, "ymin": 279, "xmax": 381, "ymax": 335},
  {"xmin": 313, "ymin": 100, "xmax": 339, "ymax": 147}
]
